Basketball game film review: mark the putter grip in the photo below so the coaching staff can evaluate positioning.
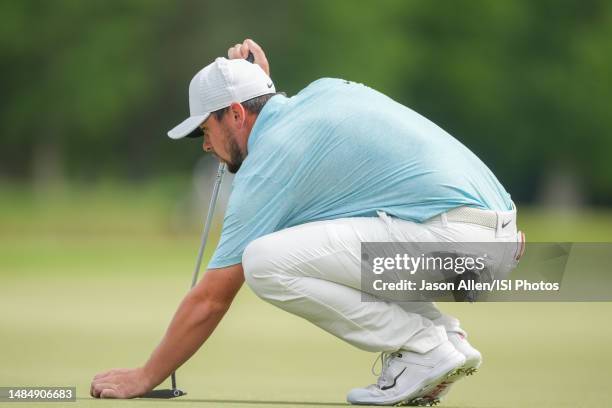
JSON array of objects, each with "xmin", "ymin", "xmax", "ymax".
[{"xmin": 246, "ymin": 51, "xmax": 255, "ymax": 63}]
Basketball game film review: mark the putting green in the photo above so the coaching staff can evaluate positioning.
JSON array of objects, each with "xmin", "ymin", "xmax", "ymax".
[
  {"xmin": 3, "ymin": 274, "xmax": 612, "ymax": 407},
  {"xmin": 2, "ymin": 186, "xmax": 612, "ymax": 407}
]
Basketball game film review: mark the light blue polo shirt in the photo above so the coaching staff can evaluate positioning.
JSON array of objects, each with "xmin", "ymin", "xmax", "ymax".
[{"xmin": 208, "ymin": 78, "xmax": 512, "ymax": 268}]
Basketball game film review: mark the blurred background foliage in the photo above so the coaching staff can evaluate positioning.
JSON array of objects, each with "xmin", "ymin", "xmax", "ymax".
[{"xmin": 1, "ymin": 0, "xmax": 611, "ymax": 206}]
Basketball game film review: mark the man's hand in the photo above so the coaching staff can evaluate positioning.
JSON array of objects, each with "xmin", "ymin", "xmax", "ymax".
[
  {"xmin": 90, "ymin": 367, "xmax": 152, "ymax": 399},
  {"xmin": 228, "ymin": 38, "xmax": 270, "ymax": 76}
]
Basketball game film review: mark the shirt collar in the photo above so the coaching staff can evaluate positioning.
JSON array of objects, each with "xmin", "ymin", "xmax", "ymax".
[{"xmin": 247, "ymin": 94, "xmax": 286, "ymax": 152}]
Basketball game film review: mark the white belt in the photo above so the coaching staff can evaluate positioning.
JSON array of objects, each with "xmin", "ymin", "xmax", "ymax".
[
  {"xmin": 436, "ymin": 206, "xmax": 526, "ymax": 261},
  {"xmin": 444, "ymin": 206, "xmax": 499, "ymax": 229}
]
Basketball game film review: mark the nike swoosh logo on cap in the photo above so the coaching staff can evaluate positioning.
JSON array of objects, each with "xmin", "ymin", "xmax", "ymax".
[{"xmin": 502, "ymin": 219, "xmax": 512, "ymax": 228}]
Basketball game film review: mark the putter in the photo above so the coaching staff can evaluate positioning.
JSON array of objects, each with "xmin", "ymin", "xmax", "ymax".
[
  {"xmin": 141, "ymin": 162, "xmax": 226, "ymax": 399},
  {"xmin": 141, "ymin": 51, "xmax": 254, "ymax": 399}
]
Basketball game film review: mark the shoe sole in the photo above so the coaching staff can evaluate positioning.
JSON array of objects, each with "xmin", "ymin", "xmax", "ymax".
[
  {"xmin": 457, "ymin": 364, "xmax": 479, "ymax": 376},
  {"xmin": 394, "ymin": 366, "xmax": 463, "ymax": 407},
  {"xmin": 401, "ymin": 360, "xmax": 480, "ymax": 407}
]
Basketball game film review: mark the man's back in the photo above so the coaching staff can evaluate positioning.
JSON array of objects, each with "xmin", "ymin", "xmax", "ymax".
[{"xmin": 209, "ymin": 78, "xmax": 512, "ymax": 268}]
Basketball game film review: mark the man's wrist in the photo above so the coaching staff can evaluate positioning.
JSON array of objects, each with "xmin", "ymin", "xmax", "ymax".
[{"xmin": 139, "ymin": 364, "xmax": 159, "ymax": 391}]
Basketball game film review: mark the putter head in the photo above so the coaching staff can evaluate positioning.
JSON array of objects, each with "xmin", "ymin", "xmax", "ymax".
[{"xmin": 140, "ymin": 388, "xmax": 186, "ymax": 399}]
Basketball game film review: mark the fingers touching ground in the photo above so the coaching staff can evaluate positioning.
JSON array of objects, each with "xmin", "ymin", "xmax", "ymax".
[
  {"xmin": 90, "ymin": 367, "xmax": 149, "ymax": 399},
  {"xmin": 91, "ymin": 382, "xmax": 118, "ymax": 398}
]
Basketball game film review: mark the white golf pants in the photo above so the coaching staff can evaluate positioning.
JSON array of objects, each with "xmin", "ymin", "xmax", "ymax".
[{"xmin": 242, "ymin": 207, "xmax": 519, "ymax": 353}]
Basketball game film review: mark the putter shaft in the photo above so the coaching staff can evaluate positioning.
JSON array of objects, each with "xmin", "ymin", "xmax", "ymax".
[
  {"xmin": 191, "ymin": 162, "xmax": 226, "ymax": 288},
  {"xmin": 170, "ymin": 161, "xmax": 226, "ymax": 394}
]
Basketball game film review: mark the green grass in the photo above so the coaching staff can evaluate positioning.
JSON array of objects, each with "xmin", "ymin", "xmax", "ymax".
[{"xmin": 1, "ymin": 183, "xmax": 612, "ymax": 407}]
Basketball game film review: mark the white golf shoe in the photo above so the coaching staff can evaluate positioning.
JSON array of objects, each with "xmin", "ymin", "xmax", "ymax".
[
  {"xmin": 448, "ymin": 332, "xmax": 482, "ymax": 376},
  {"xmin": 426, "ymin": 332, "xmax": 483, "ymax": 403},
  {"xmin": 346, "ymin": 340, "xmax": 465, "ymax": 406}
]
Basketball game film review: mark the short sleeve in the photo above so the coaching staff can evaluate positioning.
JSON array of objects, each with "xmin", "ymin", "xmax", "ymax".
[{"xmin": 207, "ymin": 175, "xmax": 291, "ymax": 269}]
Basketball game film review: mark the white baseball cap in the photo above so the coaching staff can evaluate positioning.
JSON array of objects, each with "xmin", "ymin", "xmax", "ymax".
[{"xmin": 167, "ymin": 57, "xmax": 275, "ymax": 139}]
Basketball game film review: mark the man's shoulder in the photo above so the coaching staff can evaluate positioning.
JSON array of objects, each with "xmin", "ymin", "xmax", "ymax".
[
  {"xmin": 307, "ymin": 77, "xmax": 347, "ymax": 86},
  {"xmin": 297, "ymin": 77, "xmax": 355, "ymax": 95}
]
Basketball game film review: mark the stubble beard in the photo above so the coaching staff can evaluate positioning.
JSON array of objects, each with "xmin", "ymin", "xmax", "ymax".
[{"xmin": 223, "ymin": 127, "xmax": 246, "ymax": 174}]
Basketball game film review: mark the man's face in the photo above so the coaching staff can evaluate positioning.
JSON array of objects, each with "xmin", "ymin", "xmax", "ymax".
[{"xmin": 200, "ymin": 111, "xmax": 246, "ymax": 174}]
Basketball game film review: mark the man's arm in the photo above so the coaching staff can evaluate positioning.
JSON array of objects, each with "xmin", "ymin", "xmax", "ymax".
[{"xmin": 90, "ymin": 264, "xmax": 244, "ymax": 398}]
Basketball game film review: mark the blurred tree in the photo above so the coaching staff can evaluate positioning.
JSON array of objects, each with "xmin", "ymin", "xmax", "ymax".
[{"xmin": 1, "ymin": 0, "xmax": 175, "ymax": 183}]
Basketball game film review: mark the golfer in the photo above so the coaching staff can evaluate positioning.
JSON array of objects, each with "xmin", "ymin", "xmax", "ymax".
[{"xmin": 91, "ymin": 39, "xmax": 522, "ymax": 405}]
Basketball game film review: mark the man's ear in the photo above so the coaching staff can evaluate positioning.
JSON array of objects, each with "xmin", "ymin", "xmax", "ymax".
[{"xmin": 228, "ymin": 102, "xmax": 247, "ymax": 128}]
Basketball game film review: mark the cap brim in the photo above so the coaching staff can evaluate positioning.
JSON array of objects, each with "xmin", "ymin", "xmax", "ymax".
[{"xmin": 167, "ymin": 114, "xmax": 209, "ymax": 140}]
